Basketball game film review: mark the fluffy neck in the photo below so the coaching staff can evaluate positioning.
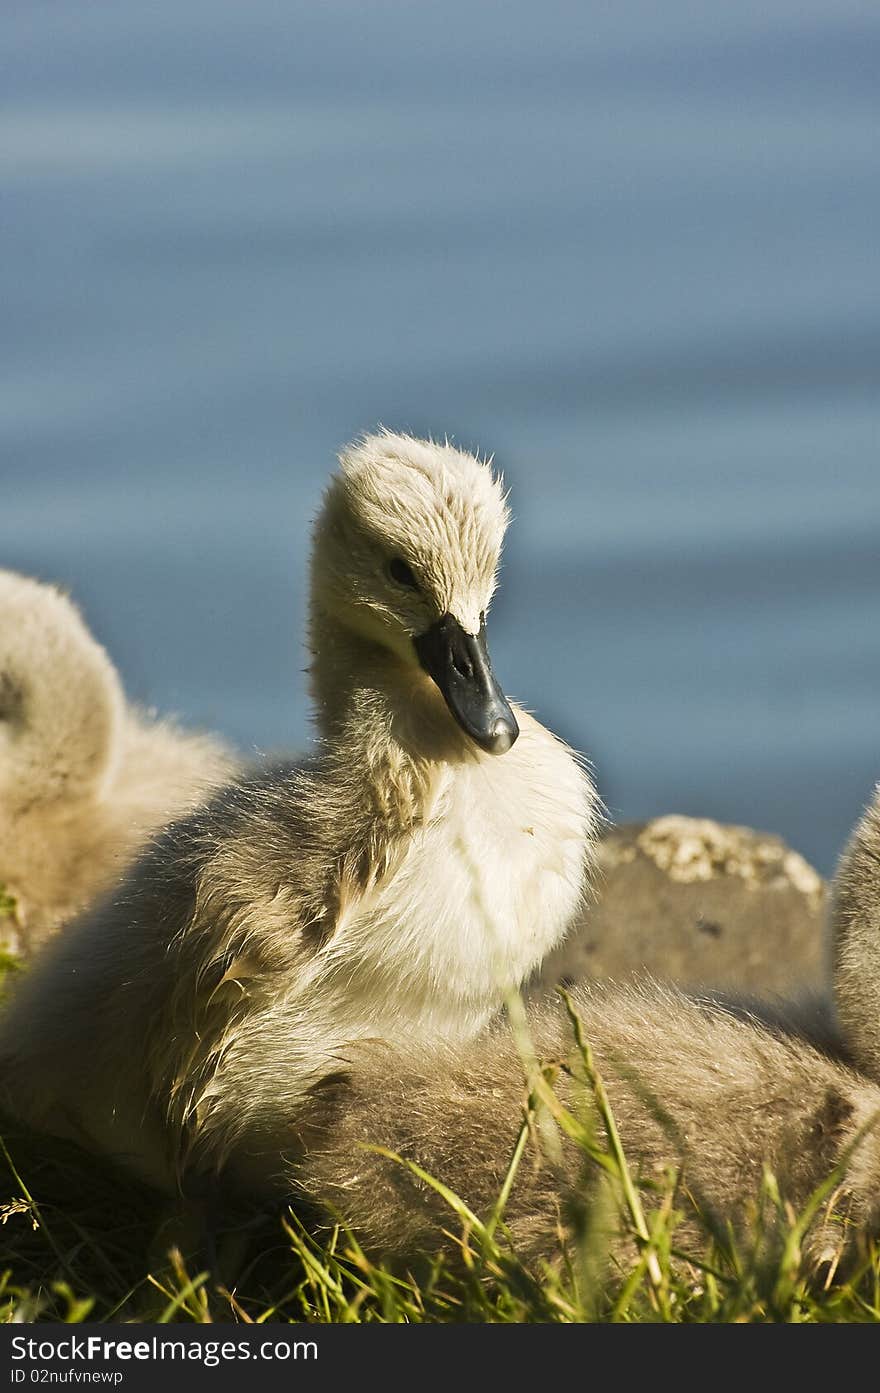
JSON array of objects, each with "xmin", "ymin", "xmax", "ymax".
[{"xmin": 307, "ymin": 600, "xmax": 467, "ymax": 770}]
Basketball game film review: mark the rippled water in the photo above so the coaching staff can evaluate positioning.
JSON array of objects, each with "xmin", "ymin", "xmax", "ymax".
[{"xmin": 2, "ymin": 1, "xmax": 879, "ymax": 872}]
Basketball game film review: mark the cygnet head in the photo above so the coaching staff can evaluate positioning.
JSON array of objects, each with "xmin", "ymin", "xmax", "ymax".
[
  {"xmin": 311, "ymin": 431, "xmax": 519, "ymax": 755},
  {"xmin": 0, "ymin": 570, "xmax": 125, "ymax": 809}
]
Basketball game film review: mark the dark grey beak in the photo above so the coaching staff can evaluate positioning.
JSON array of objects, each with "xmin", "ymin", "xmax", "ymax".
[{"xmin": 414, "ymin": 613, "xmax": 519, "ymax": 755}]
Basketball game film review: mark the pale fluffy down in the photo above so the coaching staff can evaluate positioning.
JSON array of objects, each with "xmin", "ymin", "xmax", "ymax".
[
  {"xmin": 832, "ymin": 785, "xmax": 880, "ymax": 1083},
  {"xmin": 0, "ymin": 434, "xmax": 598, "ymax": 1190},
  {"xmin": 0, "ymin": 570, "xmax": 238, "ymax": 952},
  {"xmin": 293, "ymin": 981, "xmax": 880, "ymax": 1274}
]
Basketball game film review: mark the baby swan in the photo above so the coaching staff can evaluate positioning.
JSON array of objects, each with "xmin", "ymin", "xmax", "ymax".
[
  {"xmin": 0, "ymin": 433, "xmax": 597, "ymax": 1190},
  {"xmin": 296, "ymin": 979, "xmax": 880, "ymax": 1275},
  {"xmin": 831, "ymin": 785, "xmax": 880, "ymax": 1082},
  {"xmin": 0, "ymin": 569, "xmax": 235, "ymax": 954},
  {"xmin": 297, "ymin": 788, "xmax": 880, "ymax": 1275}
]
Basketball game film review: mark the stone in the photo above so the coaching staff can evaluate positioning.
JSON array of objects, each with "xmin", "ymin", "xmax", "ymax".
[{"xmin": 532, "ymin": 816, "xmax": 825, "ymax": 997}]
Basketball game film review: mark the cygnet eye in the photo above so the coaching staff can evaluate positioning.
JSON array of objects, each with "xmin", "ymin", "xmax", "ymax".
[{"xmin": 388, "ymin": 557, "xmax": 419, "ymax": 590}]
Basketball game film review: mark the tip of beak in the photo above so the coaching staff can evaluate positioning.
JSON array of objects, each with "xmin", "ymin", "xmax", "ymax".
[{"xmin": 486, "ymin": 716, "xmax": 519, "ymax": 755}]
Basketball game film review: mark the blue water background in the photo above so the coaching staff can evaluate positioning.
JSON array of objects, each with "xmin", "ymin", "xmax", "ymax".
[{"xmin": 2, "ymin": 1, "xmax": 879, "ymax": 873}]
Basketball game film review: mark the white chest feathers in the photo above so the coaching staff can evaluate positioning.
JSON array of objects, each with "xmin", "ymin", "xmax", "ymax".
[{"xmin": 319, "ymin": 708, "xmax": 597, "ymax": 1043}]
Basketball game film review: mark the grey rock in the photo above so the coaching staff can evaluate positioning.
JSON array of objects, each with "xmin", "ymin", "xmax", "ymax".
[{"xmin": 533, "ymin": 815, "xmax": 825, "ymax": 997}]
